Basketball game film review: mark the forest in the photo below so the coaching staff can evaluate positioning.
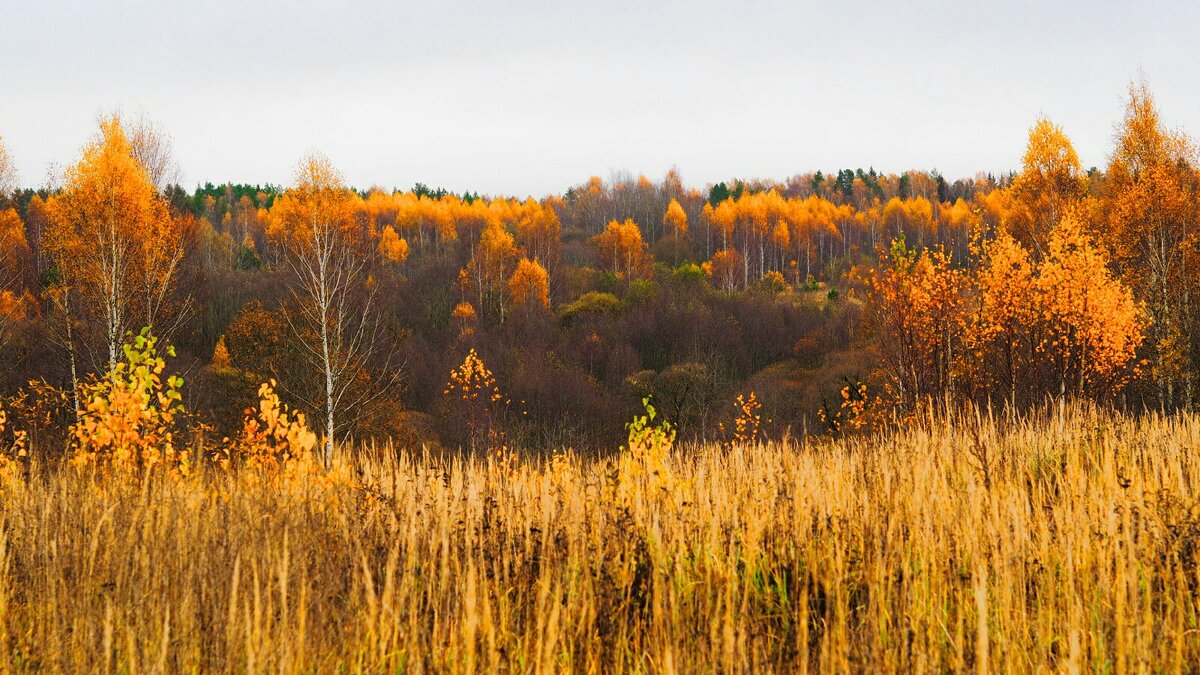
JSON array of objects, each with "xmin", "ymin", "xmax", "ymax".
[
  {"xmin": 2, "ymin": 81, "xmax": 1200, "ymax": 671},
  {"xmin": 0, "ymin": 82, "xmax": 1189, "ymax": 459}
]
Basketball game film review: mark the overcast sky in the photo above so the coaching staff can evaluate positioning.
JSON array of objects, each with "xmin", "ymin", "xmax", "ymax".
[{"xmin": 2, "ymin": 0, "xmax": 1198, "ymax": 197}]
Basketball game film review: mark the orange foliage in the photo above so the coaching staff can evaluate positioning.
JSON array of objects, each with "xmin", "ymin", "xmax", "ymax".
[
  {"xmin": 45, "ymin": 115, "xmax": 183, "ymax": 368},
  {"xmin": 876, "ymin": 212, "xmax": 1146, "ymax": 408},
  {"xmin": 212, "ymin": 379, "xmax": 353, "ymax": 489},
  {"xmin": 514, "ymin": 198, "xmax": 561, "ymax": 272},
  {"xmin": 663, "ymin": 198, "xmax": 688, "ymax": 238},
  {"xmin": 1009, "ymin": 117, "xmax": 1088, "ymax": 253},
  {"xmin": 731, "ymin": 392, "xmax": 762, "ymax": 444},
  {"xmin": 593, "ymin": 219, "xmax": 648, "ymax": 280},
  {"xmin": 69, "ymin": 330, "xmax": 188, "ymax": 477},
  {"xmin": 462, "ymin": 221, "xmax": 519, "ymax": 319},
  {"xmin": 507, "ymin": 258, "xmax": 550, "ymax": 310},
  {"xmin": 443, "ymin": 349, "xmax": 507, "ymax": 449},
  {"xmin": 702, "ymin": 248, "xmax": 742, "ymax": 292},
  {"xmin": 211, "ymin": 335, "xmax": 232, "ymax": 369},
  {"xmin": 1097, "ymin": 81, "xmax": 1200, "ymax": 404},
  {"xmin": 0, "ymin": 208, "xmax": 29, "ymax": 273},
  {"xmin": 962, "ymin": 228, "xmax": 1039, "ymax": 402},
  {"xmin": 1036, "ymin": 214, "xmax": 1146, "ymax": 398},
  {"xmin": 377, "ymin": 225, "xmax": 410, "ymax": 264},
  {"xmin": 817, "ymin": 380, "xmax": 876, "ymax": 435},
  {"xmin": 452, "ymin": 301, "xmax": 478, "ymax": 341},
  {"xmin": 0, "ymin": 207, "xmax": 30, "ymax": 342},
  {"xmin": 268, "ymin": 154, "xmax": 356, "ymax": 251},
  {"xmin": 0, "ymin": 400, "xmax": 28, "ymax": 492},
  {"xmin": 868, "ymin": 239, "xmax": 966, "ymax": 409}
]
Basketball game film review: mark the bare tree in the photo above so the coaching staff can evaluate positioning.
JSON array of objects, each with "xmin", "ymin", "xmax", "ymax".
[
  {"xmin": 0, "ymin": 135, "xmax": 16, "ymax": 196},
  {"xmin": 123, "ymin": 112, "xmax": 182, "ymax": 192}
]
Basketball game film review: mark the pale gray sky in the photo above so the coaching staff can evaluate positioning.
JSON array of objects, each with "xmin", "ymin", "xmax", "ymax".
[{"xmin": 2, "ymin": 0, "xmax": 1198, "ymax": 197}]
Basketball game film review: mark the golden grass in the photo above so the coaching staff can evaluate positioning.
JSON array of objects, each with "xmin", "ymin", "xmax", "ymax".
[{"xmin": 1, "ymin": 404, "xmax": 1199, "ymax": 673}]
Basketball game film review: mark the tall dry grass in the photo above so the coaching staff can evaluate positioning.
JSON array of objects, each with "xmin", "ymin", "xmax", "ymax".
[{"xmin": 1, "ymin": 403, "xmax": 1199, "ymax": 672}]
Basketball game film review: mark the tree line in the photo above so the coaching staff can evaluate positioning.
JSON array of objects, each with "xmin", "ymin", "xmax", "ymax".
[{"xmin": 0, "ymin": 80, "xmax": 1193, "ymax": 452}]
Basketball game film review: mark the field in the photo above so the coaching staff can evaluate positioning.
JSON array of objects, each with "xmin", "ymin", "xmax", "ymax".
[{"xmin": 1, "ymin": 404, "xmax": 1198, "ymax": 673}]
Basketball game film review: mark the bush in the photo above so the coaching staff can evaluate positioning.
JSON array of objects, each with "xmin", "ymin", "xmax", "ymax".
[
  {"xmin": 559, "ymin": 291, "xmax": 622, "ymax": 323},
  {"xmin": 69, "ymin": 328, "xmax": 187, "ymax": 476}
]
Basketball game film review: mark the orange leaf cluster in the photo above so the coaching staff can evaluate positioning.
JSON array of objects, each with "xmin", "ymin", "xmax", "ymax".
[
  {"xmin": 872, "ymin": 213, "xmax": 1147, "ymax": 409},
  {"xmin": 44, "ymin": 116, "xmax": 184, "ymax": 366},
  {"xmin": 212, "ymin": 379, "xmax": 345, "ymax": 490},
  {"xmin": 0, "ymin": 401, "xmax": 28, "ymax": 493},
  {"xmin": 377, "ymin": 225, "xmax": 410, "ymax": 264},
  {"xmin": 702, "ymin": 248, "xmax": 742, "ymax": 292},
  {"xmin": 443, "ymin": 349, "xmax": 508, "ymax": 450},
  {"xmin": 69, "ymin": 330, "xmax": 188, "ymax": 478},
  {"xmin": 507, "ymin": 258, "xmax": 550, "ymax": 310},
  {"xmin": 732, "ymin": 392, "xmax": 763, "ymax": 444},
  {"xmin": 663, "ymin": 198, "xmax": 688, "ymax": 237},
  {"xmin": 593, "ymin": 219, "xmax": 648, "ymax": 281}
]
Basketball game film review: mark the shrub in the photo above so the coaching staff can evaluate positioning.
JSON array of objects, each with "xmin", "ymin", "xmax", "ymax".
[
  {"xmin": 615, "ymin": 397, "xmax": 680, "ymax": 515},
  {"xmin": 0, "ymin": 401, "xmax": 27, "ymax": 491},
  {"xmin": 559, "ymin": 291, "xmax": 621, "ymax": 323},
  {"xmin": 69, "ymin": 328, "xmax": 188, "ymax": 477}
]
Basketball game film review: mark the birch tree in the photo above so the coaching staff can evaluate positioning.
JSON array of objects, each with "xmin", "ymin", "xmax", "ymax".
[
  {"xmin": 269, "ymin": 154, "xmax": 386, "ymax": 466},
  {"xmin": 44, "ymin": 116, "xmax": 184, "ymax": 388}
]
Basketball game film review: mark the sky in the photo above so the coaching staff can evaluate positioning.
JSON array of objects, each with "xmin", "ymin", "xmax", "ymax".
[{"xmin": 2, "ymin": 0, "xmax": 1199, "ymax": 198}]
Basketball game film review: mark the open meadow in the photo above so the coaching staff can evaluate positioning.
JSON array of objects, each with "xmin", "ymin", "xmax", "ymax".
[{"xmin": 2, "ymin": 403, "xmax": 1197, "ymax": 673}]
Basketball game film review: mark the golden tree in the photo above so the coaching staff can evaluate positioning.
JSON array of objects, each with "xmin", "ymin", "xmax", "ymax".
[
  {"xmin": 44, "ymin": 115, "xmax": 184, "ymax": 379},
  {"xmin": 513, "ymin": 199, "xmax": 561, "ymax": 278},
  {"xmin": 212, "ymin": 379, "xmax": 348, "ymax": 489},
  {"xmin": 0, "ymin": 208, "xmax": 30, "ymax": 346},
  {"xmin": 69, "ymin": 329, "xmax": 187, "ymax": 477},
  {"xmin": 593, "ymin": 219, "xmax": 648, "ymax": 280},
  {"xmin": 377, "ymin": 225, "xmax": 410, "ymax": 264},
  {"xmin": 507, "ymin": 258, "xmax": 550, "ymax": 311},
  {"xmin": 1009, "ymin": 117, "xmax": 1088, "ymax": 255},
  {"xmin": 962, "ymin": 228, "xmax": 1040, "ymax": 404},
  {"xmin": 662, "ymin": 198, "xmax": 688, "ymax": 263},
  {"xmin": 1098, "ymin": 81, "xmax": 1200, "ymax": 407},
  {"xmin": 702, "ymin": 248, "xmax": 742, "ymax": 292},
  {"xmin": 663, "ymin": 198, "xmax": 688, "ymax": 239},
  {"xmin": 269, "ymin": 153, "xmax": 388, "ymax": 465},
  {"xmin": 867, "ymin": 238, "xmax": 966, "ymax": 410},
  {"xmin": 708, "ymin": 200, "xmax": 735, "ymax": 250},
  {"xmin": 1036, "ymin": 214, "xmax": 1147, "ymax": 400},
  {"xmin": 443, "ymin": 348, "xmax": 507, "ymax": 450},
  {"xmin": 22, "ymin": 194, "xmax": 52, "ymax": 275},
  {"xmin": 461, "ymin": 220, "xmax": 518, "ymax": 320},
  {"xmin": 451, "ymin": 301, "xmax": 478, "ymax": 342}
]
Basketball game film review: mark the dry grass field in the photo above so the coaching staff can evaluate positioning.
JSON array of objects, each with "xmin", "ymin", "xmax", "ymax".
[{"xmin": 1, "ymin": 403, "xmax": 1199, "ymax": 673}]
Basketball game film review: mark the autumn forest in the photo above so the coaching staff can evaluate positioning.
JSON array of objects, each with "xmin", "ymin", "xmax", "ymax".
[
  {"xmin": 3, "ymin": 80, "xmax": 1200, "ymax": 671},
  {"xmin": 0, "ymin": 83, "xmax": 1189, "ymax": 456}
]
